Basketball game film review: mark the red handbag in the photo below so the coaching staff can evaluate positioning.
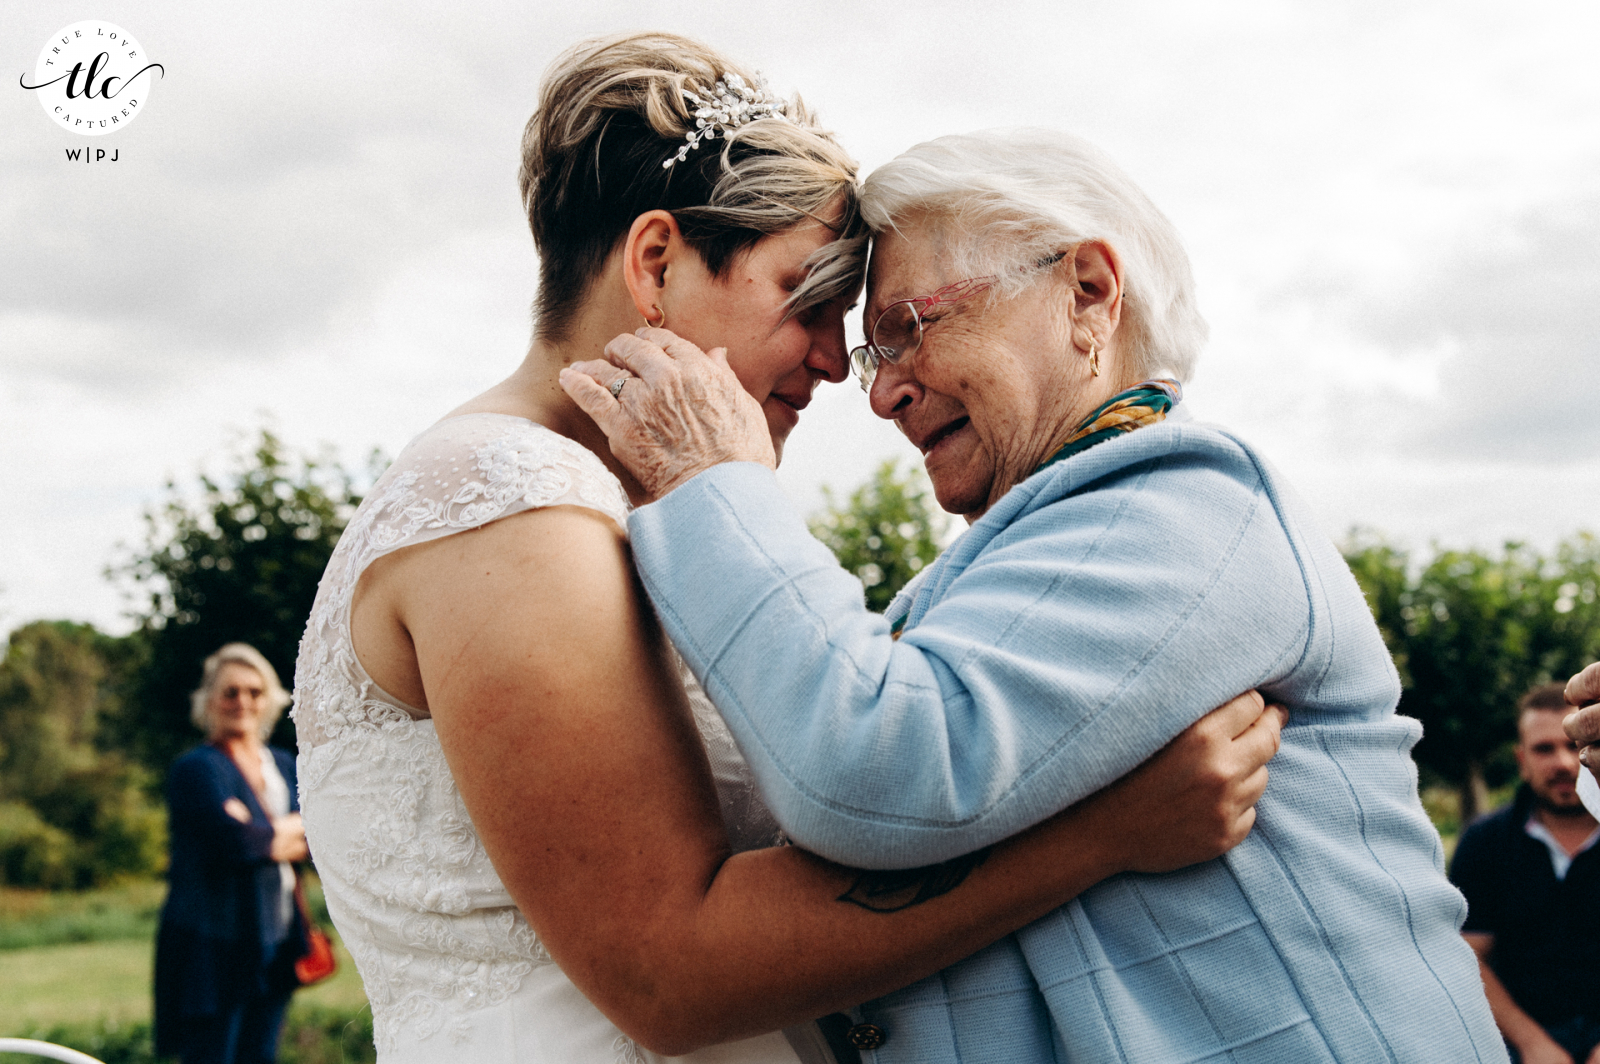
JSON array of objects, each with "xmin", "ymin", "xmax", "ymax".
[{"xmin": 292, "ymin": 874, "xmax": 339, "ymax": 987}]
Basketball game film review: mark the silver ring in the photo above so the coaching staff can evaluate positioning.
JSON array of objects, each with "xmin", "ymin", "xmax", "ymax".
[{"xmin": 609, "ymin": 376, "xmax": 628, "ymax": 399}]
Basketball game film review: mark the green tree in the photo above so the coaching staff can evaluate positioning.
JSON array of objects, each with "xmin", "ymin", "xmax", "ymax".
[
  {"xmin": 808, "ymin": 460, "xmax": 948, "ymax": 612},
  {"xmin": 111, "ymin": 431, "xmax": 368, "ymax": 772},
  {"xmin": 1344, "ymin": 532, "xmax": 1600, "ymax": 820},
  {"xmin": 0, "ymin": 621, "xmax": 164, "ymax": 887}
]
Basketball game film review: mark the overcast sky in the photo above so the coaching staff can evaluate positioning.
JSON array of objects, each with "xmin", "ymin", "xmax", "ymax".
[{"xmin": 2, "ymin": 0, "xmax": 1597, "ymax": 636}]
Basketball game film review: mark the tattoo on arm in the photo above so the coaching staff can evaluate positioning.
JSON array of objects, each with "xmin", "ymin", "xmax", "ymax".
[{"xmin": 836, "ymin": 847, "xmax": 993, "ymax": 913}]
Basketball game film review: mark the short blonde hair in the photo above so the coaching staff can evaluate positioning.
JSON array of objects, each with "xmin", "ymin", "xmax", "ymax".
[
  {"xmin": 861, "ymin": 128, "xmax": 1208, "ymax": 383},
  {"xmin": 190, "ymin": 643, "xmax": 290, "ymax": 740},
  {"xmin": 519, "ymin": 32, "xmax": 866, "ymax": 342}
]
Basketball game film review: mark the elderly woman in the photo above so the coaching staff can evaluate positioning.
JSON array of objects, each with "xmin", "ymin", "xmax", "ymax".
[
  {"xmin": 154, "ymin": 643, "xmax": 311, "ymax": 1064},
  {"xmin": 563, "ymin": 128, "xmax": 1505, "ymax": 1063}
]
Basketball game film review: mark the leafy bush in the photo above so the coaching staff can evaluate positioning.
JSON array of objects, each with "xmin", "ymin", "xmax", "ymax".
[
  {"xmin": 111, "ymin": 430, "xmax": 369, "ymax": 768},
  {"xmin": 31, "ymin": 764, "xmax": 167, "ymax": 888},
  {"xmin": 809, "ymin": 460, "xmax": 948, "ymax": 613},
  {"xmin": 0, "ymin": 802, "xmax": 76, "ymax": 890},
  {"xmin": 0, "ymin": 623, "xmax": 167, "ymax": 888},
  {"xmin": 1344, "ymin": 532, "xmax": 1600, "ymax": 820}
]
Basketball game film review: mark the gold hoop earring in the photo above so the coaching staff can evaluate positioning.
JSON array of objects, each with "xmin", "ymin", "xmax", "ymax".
[
  {"xmin": 646, "ymin": 304, "xmax": 666, "ymax": 329},
  {"xmin": 1088, "ymin": 342, "xmax": 1101, "ymax": 377}
]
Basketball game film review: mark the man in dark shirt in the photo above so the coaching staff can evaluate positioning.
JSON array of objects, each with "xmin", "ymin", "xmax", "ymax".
[{"xmin": 1452, "ymin": 683, "xmax": 1600, "ymax": 1064}]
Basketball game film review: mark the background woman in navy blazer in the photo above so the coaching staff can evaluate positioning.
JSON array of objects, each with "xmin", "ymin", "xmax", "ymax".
[{"xmin": 154, "ymin": 643, "xmax": 311, "ymax": 1064}]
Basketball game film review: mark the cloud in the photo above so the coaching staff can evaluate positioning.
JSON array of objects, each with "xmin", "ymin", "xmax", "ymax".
[
  {"xmin": 0, "ymin": 4, "xmax": 534, "ymax": 388},
  {"xmin": 1377, "ymin": 198, "xmax": 1600, "ymax": 462},
  {"xmin": 1258, "ymin": 195, "xmax": 1600, "ymax": 465},
  {"xmin": 4, "ymin": 0, "xmax": 1600, "ymax": 636}
]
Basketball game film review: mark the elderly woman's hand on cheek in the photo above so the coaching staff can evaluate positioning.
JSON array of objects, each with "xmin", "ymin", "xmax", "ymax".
[
  {"xmin": 1566, "ymin": 662, "xmax": 1600, "ymax": 772},
  {"xmin": 561, "ymin": 327, "xmax": 777, "ymax": 500}
]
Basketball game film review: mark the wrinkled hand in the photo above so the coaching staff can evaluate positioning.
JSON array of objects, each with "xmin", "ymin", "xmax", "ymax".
[
  {"xmin": 559, "ymin": 328, "xmax": 776, "ymax": 499},
  {"xmin": 1565, "ymin": 662, "xmax": 1600, "ymax": 772},
  {"xmin": 1081, "ymin": 691, "xmax": 1285, "ymax": 876}
]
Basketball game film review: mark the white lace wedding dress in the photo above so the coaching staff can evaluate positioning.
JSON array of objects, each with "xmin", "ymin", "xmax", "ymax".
[{"xmin": 293, "ymin": 414, "xmax": 831, "ymax": 1064}]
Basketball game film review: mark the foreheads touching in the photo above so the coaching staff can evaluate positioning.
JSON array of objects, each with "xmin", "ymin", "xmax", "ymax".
[{"xmin": 520, "ymin": 32, "xmax": 867, "ymax": 343}]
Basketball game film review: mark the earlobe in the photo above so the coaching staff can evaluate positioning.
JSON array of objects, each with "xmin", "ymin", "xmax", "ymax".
[{"xmin": 1068, "ymin": 240, "xmax": 1125, "ymax": 363}]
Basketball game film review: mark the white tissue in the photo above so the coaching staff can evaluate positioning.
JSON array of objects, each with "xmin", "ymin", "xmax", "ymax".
[{"xmin": 1579, "ymin": 766, "xmax": 1600, "ymax": 820}]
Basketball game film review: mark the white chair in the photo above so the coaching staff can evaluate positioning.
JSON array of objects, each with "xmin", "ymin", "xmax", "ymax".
[{"xmin": 0, "ymin": 1039, "xmax": 108, "ymax": 1064}]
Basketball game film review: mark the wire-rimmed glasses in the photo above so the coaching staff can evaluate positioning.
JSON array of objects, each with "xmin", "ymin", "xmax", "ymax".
[
  {"xmin": 847, "ymin": 276, "xmax": 996, "ymax": 392},
  {"xmin": 847, "ymin": 252, "xmax": 1068, "ymax": 392}
]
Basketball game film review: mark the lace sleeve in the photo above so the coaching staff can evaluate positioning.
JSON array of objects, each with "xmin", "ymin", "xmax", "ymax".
[{"xmin": 292, "ymin": 414, "xmax": 630, "ymax": 751}]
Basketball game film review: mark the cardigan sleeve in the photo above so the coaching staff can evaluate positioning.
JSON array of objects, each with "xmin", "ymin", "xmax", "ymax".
[
  {"xmin": 628, "ymin": 442, "xmax": 1314, "ymax": 869},
  {"xmin": 166, "ymin": 753, "xmax": 276, "ymax": 866}
]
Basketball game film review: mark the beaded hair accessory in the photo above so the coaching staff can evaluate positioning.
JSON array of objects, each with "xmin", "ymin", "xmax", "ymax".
[{"xmin": 663, "ymin": 72, "xmax": 789, "ymax": 169}]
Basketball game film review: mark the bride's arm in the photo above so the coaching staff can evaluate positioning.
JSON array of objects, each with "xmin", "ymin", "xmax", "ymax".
[{"xmin": 370, "ymin": 504, "xmax": 1277, "ymax": 1056}]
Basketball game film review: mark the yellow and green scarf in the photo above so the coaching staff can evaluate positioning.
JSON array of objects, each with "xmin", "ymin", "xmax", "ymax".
[{"xmin": 1033, "ymin": 378, "xmax": 1183, "ymax": 475}]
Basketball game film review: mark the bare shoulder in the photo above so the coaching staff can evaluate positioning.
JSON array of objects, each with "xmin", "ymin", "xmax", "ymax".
[
  {"xmin": 389, "ymin": 503, "xmax": 722, "ymax": 936},
  {"xmin": 390, "ymin": 498, "xmax": 696, "ymax": 800},
  {"xmin": 352, "ymin": 504, "xmax": 639, "ymax": 713},
  {"xmin": 402, "ymin": 501, "xmax": 630, "ymax": 606}
]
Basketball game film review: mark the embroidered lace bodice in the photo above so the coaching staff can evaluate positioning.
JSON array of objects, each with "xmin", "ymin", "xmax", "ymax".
[{"xmin": 293, "ymin": 414, "xmax": 803, "ymax": 1064}]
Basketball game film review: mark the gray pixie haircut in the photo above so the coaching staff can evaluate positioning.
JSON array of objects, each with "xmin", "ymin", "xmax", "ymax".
[
  {"xmin": 860, "ymin": 128, "xmax": 1208, "ymax": 383},
  {"xmin": 190, "ymin": 643, "xmax": 291, "ymax": 740}
]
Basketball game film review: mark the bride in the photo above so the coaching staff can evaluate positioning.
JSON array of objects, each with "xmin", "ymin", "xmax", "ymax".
[{"xmin": 292, "ymin": 31, "xmax": 1282, "ymax": 1064}]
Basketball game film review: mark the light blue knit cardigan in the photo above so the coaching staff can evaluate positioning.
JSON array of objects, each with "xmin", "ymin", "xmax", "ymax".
[{"xmin": 629, "ymin": 413, "xmax": 1504, "ymax": 1064}]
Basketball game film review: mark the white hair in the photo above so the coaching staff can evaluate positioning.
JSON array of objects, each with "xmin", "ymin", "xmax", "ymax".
[
  {"xmin": 189, "ymin": 643, "xmax": 291, "ymax": 740},
  {"xmin": 860, "ymin": 128, "xmax": 1208, "ymax": 383}
]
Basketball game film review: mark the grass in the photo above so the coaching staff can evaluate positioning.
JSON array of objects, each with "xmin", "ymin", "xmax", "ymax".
[
  {"xmin": 0, "ymin": 939, "xmax": 156, "ymax": 1029},
  {"xmin": 0, "ymin": 875, "xmax": 371, "ymax": 1062},
  {"xmin": 0, "ymin": 1005, "xmax": 375, "ymax": 1064},
  {"xmin": 0, "ymin": 932, "xmax": 368, "ymax": 1031},
  {"xmin": 0, "ymin": 881, "xmax": 164, "ymax": 951}
]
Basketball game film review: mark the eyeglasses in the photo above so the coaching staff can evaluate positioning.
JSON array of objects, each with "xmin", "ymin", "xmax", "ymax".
[
  {"xmin": 847, "ymin": 252, "xmax": 1067, "ymax": 392},
  {"xmin": 847, "ymin": 276, "xmax": 993, "ymax": 392}
]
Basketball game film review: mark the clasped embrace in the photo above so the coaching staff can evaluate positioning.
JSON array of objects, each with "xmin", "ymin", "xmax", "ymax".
[{"xmin": 290, "ymin": 29, "xmax": 1508, "ymax": 1064}]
